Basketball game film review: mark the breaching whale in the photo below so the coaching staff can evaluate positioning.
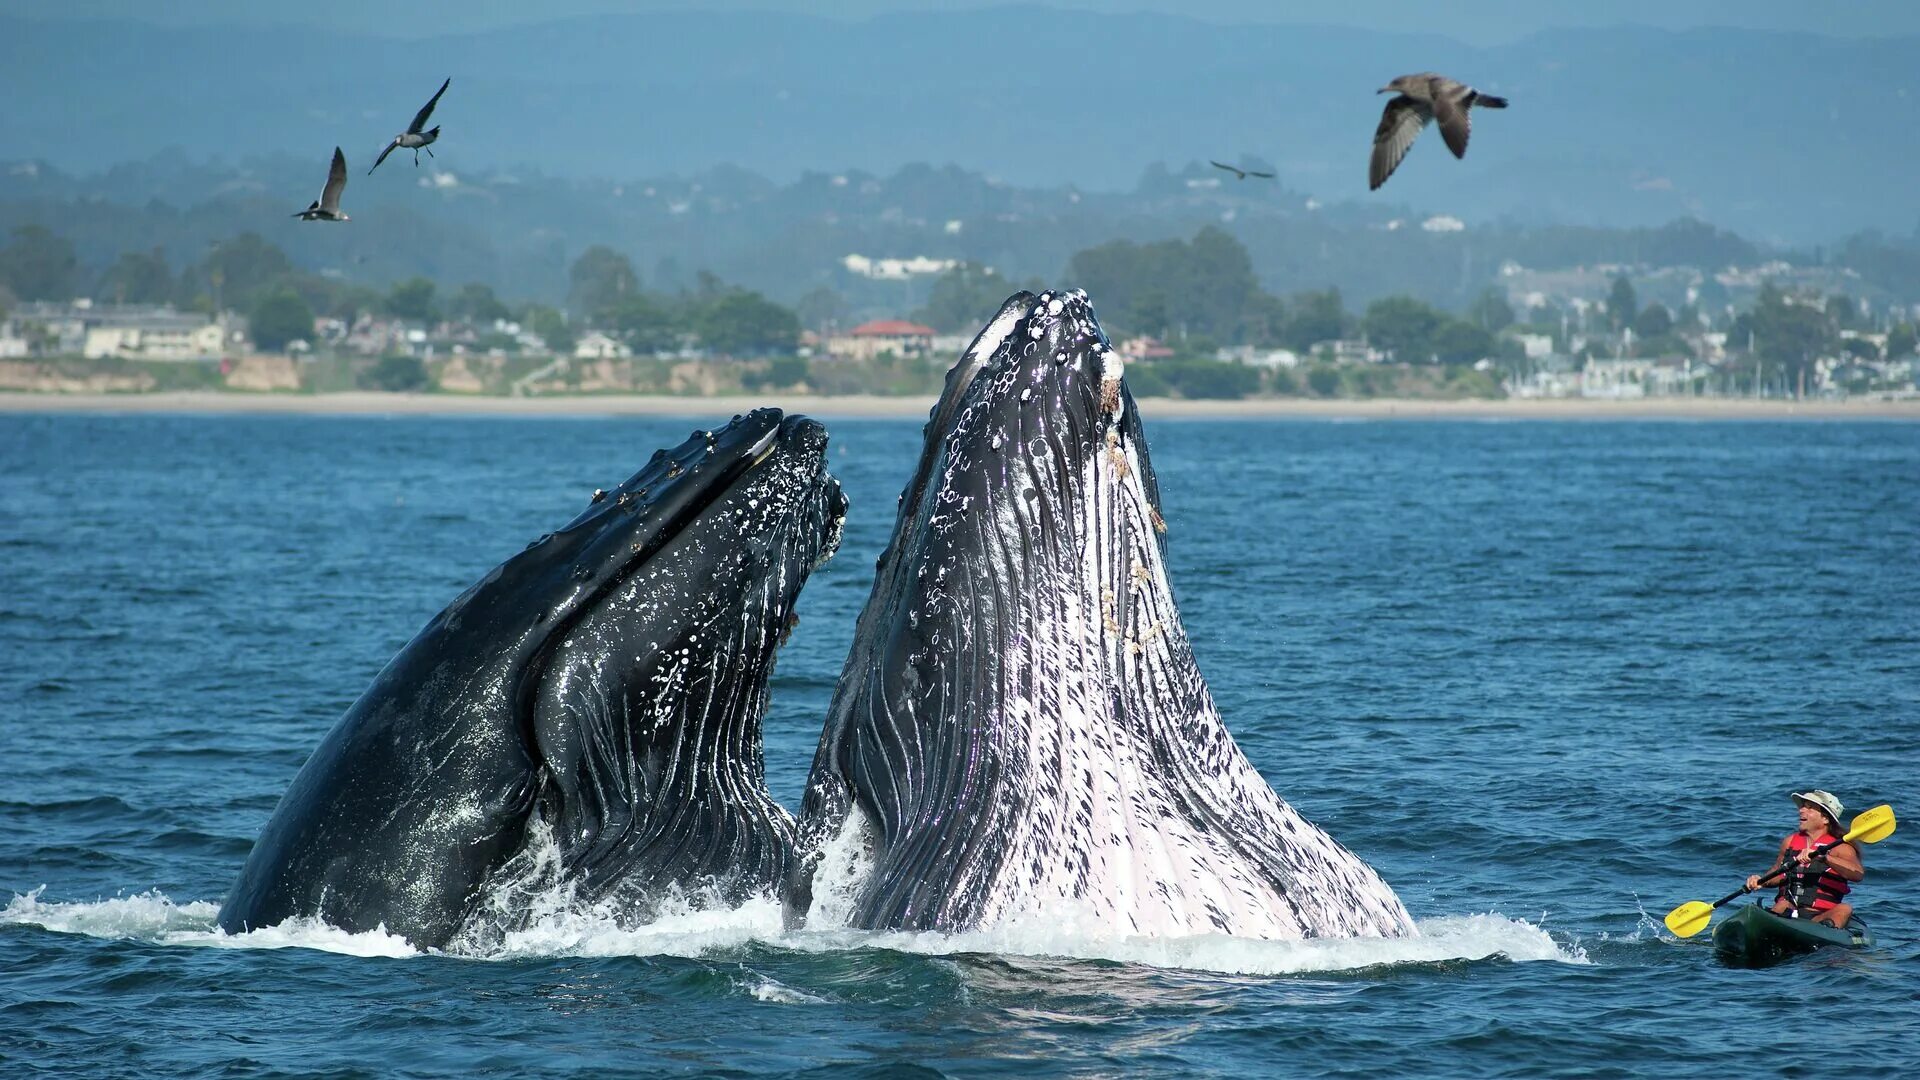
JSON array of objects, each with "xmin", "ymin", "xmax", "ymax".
[
  {"xmin": 786, "ymin": 291, "xmax": 1415, "ymax": 940},
  {"xmin": 219, "ymin": 409, "xmax": 846, "ymax": 949}
]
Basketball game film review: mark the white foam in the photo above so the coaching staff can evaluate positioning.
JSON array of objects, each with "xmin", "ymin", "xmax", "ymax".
[
  {"xmin": 1, "ymin": 886, "xmax": 418, "ymax": 957},
  {"xmin": 4, "ymin": 886, "xmax": 1580, "ymax": 974},
  {"xmin": 742, "ymin": 974, "xmax": 830, "ymax": 1004}
]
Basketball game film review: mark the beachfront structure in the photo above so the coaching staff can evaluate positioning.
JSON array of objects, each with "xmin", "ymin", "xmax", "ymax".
[
  {"xmin": 573, "ymin": 331, "xmax": 632, "ymax": 361},
  {"xmin": 1115, "ymin": 335, "xmax": 1175, "ymax": 363},
  {"xmin": 825, "ymin": 319, "xmax": 936, "ymax": 362},
  {"xmin": 83, "ymin": 310, "xmax": 231, "ymax": 361},
  {"xmin": 5, "ymin": 301, "xmax": 237, "ymax": 361}
]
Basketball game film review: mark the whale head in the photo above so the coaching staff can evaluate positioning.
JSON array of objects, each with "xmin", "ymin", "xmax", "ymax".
[
  {"xmin": 790, "ymin": 293, "xmax": 1414, "ymax": 940},
  {"xmin": 222, "ymin": 409, "xmax": 846, "ymax": 947}
]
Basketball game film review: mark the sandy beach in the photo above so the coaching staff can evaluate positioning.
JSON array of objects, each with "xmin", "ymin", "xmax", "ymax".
[{"xmin": 2, "ymin": 391, "xmax": 1918, "ymax": 421}]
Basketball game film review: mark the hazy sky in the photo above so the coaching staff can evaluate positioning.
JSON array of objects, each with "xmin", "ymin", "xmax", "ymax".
[{"xmin": 7, "ymin": 0, "xmax": 1917, "ymax": 43}]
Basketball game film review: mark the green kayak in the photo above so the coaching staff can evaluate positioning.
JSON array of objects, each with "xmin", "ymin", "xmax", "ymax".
[{"xmin": 1712, "ymin": 904, "xmax": 1872, "ymax": 968}]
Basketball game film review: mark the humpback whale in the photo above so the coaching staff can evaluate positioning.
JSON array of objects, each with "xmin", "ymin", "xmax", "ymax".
[
  {"xmin": 787, "ymin": 292, "xmax": 1415, "ymax": 940},
  {"xmin": 219, "ymin": 410, "xmax": 845, "ymax": 948}
]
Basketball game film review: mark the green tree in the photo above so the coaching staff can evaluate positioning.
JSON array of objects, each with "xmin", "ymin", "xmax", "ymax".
[
  {"xmin": 604, "ymin": 294, "xmax": 679, "ymax": 354},
  {"xmin": 1886, "ymin": 323, "xmax": 1917, "ymax": 359},
  {"xmin": 1467, "ymin": 287, "xmax": 1515, "ymax": 333},
  {"xmin": 794, "ymin": 285, "xmax": 849, "ymax": 332},
  {"xmin": 521, "ymin": 303, "xmax": 575, "ymax": 354},
  {"xmin": 196, "ymin": 233, "xmax": 293, "ymax": 311},
  {"xmin": 1840, "ymin": 337, "xmax": 1881, "ymax": 363},
  {"xmin": 1240, "ymin": 291, "xmax": 1289, "ymax": 347},
  {"xmin": 326, "ymin": 284, "xmax": 384, "ymax": 321},
  {"xmin": 1066, "ymin": 226, "xmax": 1260, "ymax": 343},
  {"xmin": 446, "ymin": 282, "xmax": 509, "ymax": 326},
  {"xmin": 697, "ymin": 291, "xmax": 800, "ymax": 356},
  {"xmin": 96, "ymin": 247, "xmax": 173, "ymax": 305},
  {"xmin": 1633, "ymin": 302, "xmax": 1673, "ymax": 340},
  {"xmin": 1826, "ymin": 293, "xmax": 1867, "ymax": 330},
  {"xmin": 385, "ymin": 277, "xmax": 439, "ymax": 323},
  {"xmin": 1736, "ymin": 282, "xmax": 1835, "ymax": 396},
  {"xmin": 913, "ymin": 263, "xmax": 1022, "ymax": 334},
  {"xmin": 0, "ymin": 225, "xmax": 80, "ymax": 301},
  {"xmin": 1607, "ymin": 274, "xmax": 1638, "ymax": 332},
  {"xmin": 1161, "ymin": 359, "xmax": 1258, "ymax": 399},
  {"xmin": 1124, "ymin": 364, "xmax": 1170, "ymax": 397},
  {"xmin": 569, "ymin": 245, "xmax": 639, "ymax": 319},
  {"xmin": 1635, "ymin": 333, "xmax": 1694, "ymax": 359},
  {"xmin": 248, "ymin": 288, "xmax": 315, "ymax": 353},
  {"xmin": 1182, "ymin": 225, "xmax": 1260, "ymax": 341},
  {"xmin": 1430, "ymin": 320, "xmax": 1495, "ymax": 365},
  {"xmin": 1363, "ymin": 296, "xmax": 1446, "ymax": 363},
  {"xmin": 1283, "ymin": 289, "xmax": 1347, "ymax": 351},
  {"xmin": 361, "ymin": 354, "xmax": 430, "ymax": 392},
  {"xmin": 743, "ymin": 354, "xmax": 810, "ymax": 390},
  {"xmin": 1306, "ymin": 366, "xmax": 1341, "ymax": 396}
]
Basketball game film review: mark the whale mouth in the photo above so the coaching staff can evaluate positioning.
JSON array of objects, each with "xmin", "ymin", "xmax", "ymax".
[
  {"xmin": 504, "ymin": 408, "xmax": 845, "ymax": 913},
  {"xmin": 791, "ymin": 291, "xmax": 1414, "ymax": 940},
  {"xmin": 217, "ymin": 407, "xmax": 847, "ymax": 949}
]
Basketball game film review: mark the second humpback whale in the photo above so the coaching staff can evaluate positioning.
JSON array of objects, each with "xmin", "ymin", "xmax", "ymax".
[
  {"xmin": 219, "ymin": 410, "xmax": 846, "ymax": 949},
  {"xmin": 787, "ymin": 292, "xmax": 1415, "ymax": 940}
]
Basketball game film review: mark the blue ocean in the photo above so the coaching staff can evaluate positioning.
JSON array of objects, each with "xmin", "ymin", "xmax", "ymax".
[{"xmin": 3, "ymin": 411, "xmax": 1915, "ymax": 1078}]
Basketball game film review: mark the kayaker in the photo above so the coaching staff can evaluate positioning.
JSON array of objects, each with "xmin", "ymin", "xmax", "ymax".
[{"xmin": 1745, "ymin": 790, "xmax": 1864, "ymax": 927}]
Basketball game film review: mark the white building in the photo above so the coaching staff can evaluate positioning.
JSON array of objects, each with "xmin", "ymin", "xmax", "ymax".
[
  {"xmin": 10, "ymin": 301, "xmax": 235, "ymax": 360},
  {"xmin": 83, "ymin": 310, "xmax": 229, "ymax": 361},
  {"xmin": 840, "ymin": 254, "xmax": 961, "ymax": 280},
  {"xmin": 573, "ymin": 331, "xmax": 632, "ymax": 361},
  {"xmin": 825, "ymin": 319, "xmax": 936, "ymax": 362}
]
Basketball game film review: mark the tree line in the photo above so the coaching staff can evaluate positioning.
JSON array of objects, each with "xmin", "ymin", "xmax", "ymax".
[{"xmin": 6, "ymin": 223, "xmax": 1911, "ymax": 396}]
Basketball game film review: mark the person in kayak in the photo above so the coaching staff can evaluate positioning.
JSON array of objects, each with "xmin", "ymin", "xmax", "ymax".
[{"xmin": 1746, "ymin": 790, "xmax": 1864, "ymax": 927}]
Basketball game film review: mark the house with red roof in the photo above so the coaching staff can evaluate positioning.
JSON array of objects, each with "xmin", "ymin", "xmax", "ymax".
[{"xmin": 826, "ymin": 319, "xmax": 937, "ymax": 362}]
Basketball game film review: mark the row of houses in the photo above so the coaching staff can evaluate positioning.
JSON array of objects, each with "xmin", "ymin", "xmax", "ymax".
[{"xmin": 1, "ymin": 300, "xmax": 245, "ymax": 361}]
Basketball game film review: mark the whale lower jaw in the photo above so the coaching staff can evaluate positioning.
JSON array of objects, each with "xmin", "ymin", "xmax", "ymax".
[{"xmin": 812, "ymin": 429, "xmax": 1414, "ymax": 940}]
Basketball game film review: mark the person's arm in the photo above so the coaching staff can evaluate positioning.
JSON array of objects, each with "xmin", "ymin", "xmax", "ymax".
[
  {"xmin": 1747, "ymin": 837, "xmax": 1792, "ymax": 891},
  {"xmin": 1815, "ymin": 841, "xmax": 1864, "ymax": 882}
]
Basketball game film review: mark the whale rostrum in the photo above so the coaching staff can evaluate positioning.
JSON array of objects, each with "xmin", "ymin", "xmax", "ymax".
[
  {"xmin": 218, "ymin": 409, "xmax": 846, "ymax": 949},
  {"xmin": 787, "ymin": 290, "xmax": 1416, "ymax": 940}
]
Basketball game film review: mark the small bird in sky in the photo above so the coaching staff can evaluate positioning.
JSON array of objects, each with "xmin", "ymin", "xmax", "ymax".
[
  {"xmin": 1369, "ymin": 72, "xmax": 1507, "ymax": 191},
  {"xmin": 369, "ymin": 77, "xmax": 451, "ymax": 175},
  {"xmin": 1210, "ymin": 160, "xmax": 1275, "ymax": 181},
  {"xmin": 293, "ymin": 147, "xmax": 350, "ymax": 221}
]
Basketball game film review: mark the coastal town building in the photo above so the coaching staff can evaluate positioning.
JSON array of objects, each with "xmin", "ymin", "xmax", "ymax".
[
  {"xmin": 1115, "ymin": 335, "xmax": 1175, "ymax": 363},
  {"xmin": 7, "ymin": 301, "xmax": 240, "ymax": 361},
  {"xmin": 573, "ymin": 330, "xmax": 633, "ymax": 361},
  {"xmin": 825, "ymin": 319, "xmax": 935, "ymax": 361},
  {"xmin": 840, "ymin": 254, "xmax": 960, "ymax": 280}
]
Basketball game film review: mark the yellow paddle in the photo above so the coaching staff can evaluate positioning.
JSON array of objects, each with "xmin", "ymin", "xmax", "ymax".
[{"xmin": 1664, "ymin": 803, "xmax": 1896, "ymax": 938}]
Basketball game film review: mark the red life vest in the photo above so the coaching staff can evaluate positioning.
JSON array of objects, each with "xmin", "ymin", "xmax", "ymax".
[{"xmin": 1776, "ymin": 832, "xmax": 1851, "ymax": 911}]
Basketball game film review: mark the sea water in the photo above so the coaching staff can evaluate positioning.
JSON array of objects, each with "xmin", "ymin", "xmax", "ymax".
[{"xmin": 2, "ymin": 413, "xmax": 1915, "ymax": 1077}]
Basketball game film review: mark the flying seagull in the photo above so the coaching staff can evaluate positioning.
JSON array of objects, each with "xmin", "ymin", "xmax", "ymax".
[
  {"xmin": 1210, "ymin": 160, "xmax": 1276, "ymax": 181},
  {"xmin": 1369, "ymin": 72, "xmax": 1507, "ymax": 191},
  {"xmin": 369, "ymin": 77, "xmax": 451, "ymax": 174},
  {"xmin": 293, "ymin": 147, "xmax": 350, "ymax": 222}
]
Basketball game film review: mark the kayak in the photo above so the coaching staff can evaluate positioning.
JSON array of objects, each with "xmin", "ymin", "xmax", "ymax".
[{"xmin": 1712, "ymin": 904, "xmax": 1872, "ymax": 968}]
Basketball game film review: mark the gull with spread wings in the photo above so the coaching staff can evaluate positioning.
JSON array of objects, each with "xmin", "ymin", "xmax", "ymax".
[
  {"xmin": 1369, "ymin": 72, "xmax": 1506, "ymax": 191},
  {"xmin": 369, "ymin": 78, "xmax": 451, "ymax": 175},
  {"xmin": 1210, "ymin": 160, "xmax": 1275, "ymax": 181},
  {"xmin": 293, "ymin": 147, "xmax": 350, "ymax": 222}
]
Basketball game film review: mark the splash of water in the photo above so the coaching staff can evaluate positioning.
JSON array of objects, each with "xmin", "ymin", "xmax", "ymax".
[{"xmin": 5, "ymin": 884, "xmax": 1583, "ymax": 973}]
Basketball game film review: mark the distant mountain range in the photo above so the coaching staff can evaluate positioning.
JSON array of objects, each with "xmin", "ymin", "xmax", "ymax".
[{"xmin": 3, "ymin": 10, "xmax": 1915, "ymax": 244}]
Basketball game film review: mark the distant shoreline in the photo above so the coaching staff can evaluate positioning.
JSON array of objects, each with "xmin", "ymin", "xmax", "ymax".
[{"xmin": 3, "ymin": 391, "xmax": 1918, "ymax": 421}]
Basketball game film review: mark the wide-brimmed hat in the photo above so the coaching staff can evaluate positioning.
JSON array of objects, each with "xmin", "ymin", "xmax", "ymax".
[{"xmin": 1791, "ymin": 790, "xmax": 1845, "ymax": 830}]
